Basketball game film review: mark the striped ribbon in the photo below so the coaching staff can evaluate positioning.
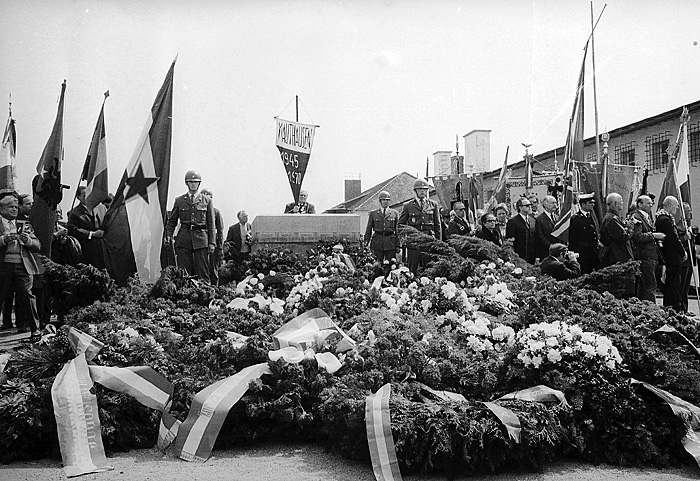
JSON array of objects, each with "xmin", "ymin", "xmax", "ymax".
[
  {"xmin": 88, "ymin": 365, "xmax": 173, "ymax": 411},
  {"xmin": 158, "ymin": 411, "xmax": 182, "ymax": 451},
  {"xmin": 498, "ymin": 385, "xmax": 569, "ymax": 407},
  {"xmin": 482, "ymin": 401, "xmax": 521, "ymax": 443},
  {"xmin": 51, "ymin": 353, "xmax": 113, "ymax": 477},
  {"xmin": 172, "ymin": 363, "xmax": 271, "ymax": 462},
  {"xmin": 67, "ymin": 327, "xmax": 104, "ymax": 361},
  {"xmin": 365, "ymin": 383, "xmax": 402, "ymax": 481}
]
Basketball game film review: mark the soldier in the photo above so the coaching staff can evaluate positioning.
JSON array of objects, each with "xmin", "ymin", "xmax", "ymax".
[
  {"xmin": 200, "ymin": 188, "xmax": 224, "ymax": 286},
  {"xmin": 569, "ymin": 193, "xmax": 602, "ymax": 274},
  {"xmin": 164, "ymin": 170, "xmax": 215, "ymax": 282},
  {"xmin": 398, "ymin": 178, "xmax": 441, "ymax": 274},
  {"xmin": 363, "ymin": 190, "xmax": 399, "ymax": 263}
]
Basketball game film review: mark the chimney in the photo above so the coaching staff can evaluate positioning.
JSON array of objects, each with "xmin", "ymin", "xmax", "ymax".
[{"xmin": 345, "ymin": 173, "xmax": 361, "ymax": 201}]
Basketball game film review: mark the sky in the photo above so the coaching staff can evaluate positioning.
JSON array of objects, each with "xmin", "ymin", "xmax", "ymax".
[{"xmin": 1, "ymin": 0, "xmax": 699, "ymax": 223}]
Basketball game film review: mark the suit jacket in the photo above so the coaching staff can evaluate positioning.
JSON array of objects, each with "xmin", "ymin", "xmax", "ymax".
[
  {"xmin": 656, "ymin": 211, "xmax": 685, "ymax": 266},
  {"xmin": 0, "ymin": 218, "xmax": 41, "ymax": 275},
  {"xmin": 68, "ymin": 203, "xmax": 105, "ymax": 269},
  {"xmin": 284, "ymin": 202, "xmax": 316, "ymax": 214},
  {"xmin": 599, "ymin": 211, "xmax": 634, "ymax": 266},
  {"xmin": 224, "ymin": 222, "xmax": 252, "ymax": 260},
  {"xmin": 364, "ymin": 208, "xmax": 399, "ymax": 251},
  {"xmin": 446, "ymin": 216, "xmax": 471, "ymax": 238},
  {"xmin": 569, "ymin": 210, "xmax": 600, "ymax": 260},
  {"xmin": 398, "ymin": 198, "xmax": 442, "ymax": 239},
  {"xmin": 535, "ymin": 211, "xmax": 559, "ymax": 260},
  {"xmin": 213, "ymin": 208, "xmax": 224, "ymax": 251},
  {"xmin": 505, "ymin": 214, "xmax": 536, "ymax": 264},
  {"xmin": 631, "ymin": 210, "xmax": 657, "ymax": 261},
  {"xmin": 540, "ymin": 256, "xmax": 581, "ymax": 281},
  {"xmin": 165, "ymin": 192, "xmax": 215, "ymax": 250}
]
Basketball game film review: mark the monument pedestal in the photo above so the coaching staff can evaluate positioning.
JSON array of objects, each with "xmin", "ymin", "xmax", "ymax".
[{"xmin": 251, "ymin": 214, "xmax": 361, "ymax": 257}]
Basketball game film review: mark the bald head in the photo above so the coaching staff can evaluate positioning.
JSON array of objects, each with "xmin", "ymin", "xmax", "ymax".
[
  {"xmin": 662, "ymin": 196, "xmax": 679, "ymax": 215},
  {"xmin": 542, "ymin": 195, "xmax": 557, "ymax": 213},
  {"xmin": 606, "ymin": 193, "xmax": 623, "ymax": 213}
]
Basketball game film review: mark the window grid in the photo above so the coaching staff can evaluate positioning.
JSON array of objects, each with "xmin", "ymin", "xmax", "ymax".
[
  {"xmin": 614, "ymin": 141, "xmax": 636, "ymax": 166},
  {"xmin": 689, "ymin": 122, "xmax": 699, "ymax": 166},
  {"xmin": 645, "ymin": 132, "xmax": 670, "ymax": 172}
]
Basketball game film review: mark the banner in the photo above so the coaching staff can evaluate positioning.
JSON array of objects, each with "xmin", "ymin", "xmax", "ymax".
[
  {"xmin": 275, "ymin": 118, "xmax": 317, "ymax": 204},
  {"xmin": 606, "ymin": 163, "xmax": 638, "ymax": 214},
  {"xmin": 432, "ymin": 174, "xmax": 463, "ymax": 210},
  {"xmin": 0, "ymin": 113, "xmax": 17, "ymax": 196},
  {"xmin": 365, "ymin": 383, "xmax": 403, "ymax": 481}
]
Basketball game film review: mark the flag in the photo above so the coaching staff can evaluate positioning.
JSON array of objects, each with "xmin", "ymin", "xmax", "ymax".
[
  {"xmin": 81, "ymin": 92, "xmax": 109, "ymax": 211},
  {"xmin": 466, "ymin": 174, "xmax": 481, "ymax": 227},
  {"xmin": 640, "ymin": 167, "xmax": 649, "ymax": 195},
  {"xmin": 627, "ymin": 166, "xmax": 641, "ymax": 213},
  {"xmin": 0, "ymin": 111, "xmax": 17, "ymax": 196},
  {"xmin": 677, "ymin": 107, "xmax": 692, "ymax": 206},
  {"xmin": 432, "ymin": 174, "xmax": 462, "ymax": 210},
  {"xmin": 525, "ymin": 154, "xmax": 533, "ymax": 191},
  {"xmin": 275, "ymin": 117, "xmax": 317, "ymax": 204},
  {"xmin": 30, "ymin": 81, "xmax": 66, "ymax": 257},
  {"xmin": 103, "ymin": 60, "xmax": 174, "ymax": 285},
  {"xmin": 658, "ymin": 110, "xmax": 691, "ymax": 227},
  {"xmin": 605, "ymin": 163, "xmax": 637, "ymax": 215},
  {"xmin": 484, "ymin": 146, "xmax": 510, "ymax": 212}
]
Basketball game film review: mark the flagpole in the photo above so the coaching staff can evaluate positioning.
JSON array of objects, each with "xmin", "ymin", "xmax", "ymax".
[{"xmin": 591, "ymin": 2, "xmax": 603, "ymax": 197}]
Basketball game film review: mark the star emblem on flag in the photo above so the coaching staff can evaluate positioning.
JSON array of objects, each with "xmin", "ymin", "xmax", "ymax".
[{"xmin": 124, "ymin": 163, "xmax": 159, "ymax": 203}]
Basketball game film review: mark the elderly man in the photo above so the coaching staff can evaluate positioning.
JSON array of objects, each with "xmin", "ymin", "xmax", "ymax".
[
  {"xmin": 399, "ymin": 178, "xmax": 441, "ymax": 274},
  {"xmin": 364, "ymin": 190, "xmax": 399, "ymax": 263},
  {"xmin": 599, "ymin": 192, "xmax": 634, "ymax": 267},
  {"xmin": 164, "ymin": 170, "xmax": 215, "ymax": 282},
  {"xmin": 224, "ymin": 210, "xmax": 253, "ymax": 263},
  {"xmin": 535, "ymin": 195, "xmax": 559, "ymax": 262},
  {"xmin": 446, "ymin": 201, "xmax": 471, "ymax": 238},
  {"xmin": 569, "ymin": 193, "xmax": 602, "ymax": 274},
  {"xmin": 284, "ymin": 190, "xmax": 316, "ymax": 214},
  {"xmin": 200, "ymin": 188, "xmax": 224, "ymax": 286},
  {"xmin": 631, "ymin": 195, "xmax": 665, "ymax": 302},
  {"xmin": 0, "ymin": 195, "xmax": 41, "ymax": 339},
  {"xmin": 656, "ymin": 196, "xmax": 687, "ymax": 312},
  {"xmin": 68, "ymin": 185, "xmax": 105, "ymax": 269},
  {"xmin": 540, "ymin": 243, "xmax": 581, "ymax": 281},
  {"xmin": 505, "ymin": 196, "xmax": 536, "ymax": 264}
]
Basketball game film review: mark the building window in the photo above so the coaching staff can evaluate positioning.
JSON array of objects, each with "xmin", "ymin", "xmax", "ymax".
[
  {"xmin": 645, "ymin": 132, "xmax": 670, "ymax": 172},
  {"xmin": 585, "ymin": 152, "xmax": 597, "ymax": 163},
  {"xmin": 614, "ymin": 141, "xmax": 636, "ymax": 166},
  {"xmin": 689, "ymin": 122, "xmax": 700, "ymax": 166}
]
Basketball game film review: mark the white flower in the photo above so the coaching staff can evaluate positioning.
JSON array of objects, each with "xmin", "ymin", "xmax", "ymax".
[
  {"xmin": 249, "ymin": 277, "xmax": 259, "ymax": 286},
  {"xmin": 531, "ymin": 355, "xmax": 543, "ymax": 368},
  {"xmin": 420, "ymin": 276, "xmax": 431, "ymax": 286},
  {"xmin": 547, "ymin": 349, "xmax": 562, "ymax": 363},
  {"xmin": 421, "ymin": 299, "xmax": 432, "ymax": 313},
  {"xmin": 269, "ymin": 270, "xmax": 276, "ymax": 276},
  {"xmin": 512, "ymin": 267, "xmax": 522, "ymax": 275}
]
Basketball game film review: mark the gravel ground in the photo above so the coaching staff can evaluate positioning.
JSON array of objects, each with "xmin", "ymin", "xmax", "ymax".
[{"xmin": 2, "ymin": 444, "xmax": 698, "ymax": 481}]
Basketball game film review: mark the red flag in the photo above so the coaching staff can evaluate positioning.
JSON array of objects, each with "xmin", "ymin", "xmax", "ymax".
[
  {"xmin": 81, "ymin": 92, "xmax": 109, "ymax": 211},
  {"xmin": 31, "ymin": 81, "xmax": 66, "ymax": 257},
  {"xmin": 103, "ymin": 61, "xmax": 174, "ymax": 285},
  {"xmin": 0, "ymin": 111, "xmax": 17, "ymax": 196}
]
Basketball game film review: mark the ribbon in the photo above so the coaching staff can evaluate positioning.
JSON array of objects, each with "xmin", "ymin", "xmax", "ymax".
[
  {"xmin": 651, "ymin": 325, "xmax": 700, "ymax": 361},
  {"xmin": 272, "ymin": 307, "xmax": 356, "ymax": 353},
  {"xmin": 88, "ymin": 365, "xmax": 173, "ymax": 411},
  {"xmin": 482, "ymin": 401, "xmax": 521, "ymax": 443},
  {"xmin": 158, "ymin": 411, "xmax": 182, "ymax": 451},
  {"xmin": 498, "ymin": 385, "xmax": 570, "ymax": 407},
  {"xmin": 172, "ymin": 363, "xmax": 271, "ymax": 462},
  {"xmin": 68, "ymin": 327, "xmax": 105, "ymax": 361},
  {"xmin": 365, "ymin": 383, "xmax": 403, "ymax": 481}
]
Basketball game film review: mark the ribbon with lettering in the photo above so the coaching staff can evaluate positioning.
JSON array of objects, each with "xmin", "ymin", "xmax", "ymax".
[
  {"xmin": 365, "ymin": 383, "xmax": 403, "ymax": 481},
  {"xmin": 275, "ymin": 117, "xmax": 317, "ymax": 204}
]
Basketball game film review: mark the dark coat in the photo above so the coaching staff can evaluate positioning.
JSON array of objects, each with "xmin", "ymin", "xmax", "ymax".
[
  {"xmin": 224, "ymin": 223, "xmax": 252, "ymax": 261},
  {"xmin": 284, "ymin": 202, "xmax": 316, "ymax": 214},
  {"xmin": 505, "ymin": 214, "xmax": 536, "ymax": 264},
  {"xmin": 446, "ymin": 216, "xmax": 471, "ymax": 238},
  {"xmin": 213, "ymin": 208, "xmax": 224, "ymax": 251},
  {"xmin": 398, "ymin": 198, "xmax": 441, "ymax": 239},
  {"xmin": 631, "ymin": 210, "xmax": 658, "ymax": 261},
  {"xmin": 656, "ymin": 211, "xmax": 686, "ymax": 266},
  {"xmin": 364, "ymin": 208, "xmax": 399, "ymax": 252},
  {"xmin": 476, "ymin": 226, "xmax": 502, "ymax": 246},
  {"xmin": 67, "ymin": 203, "xmax": 105, "ymax": 269},
  {"xmin": 540, "ymin": 256, "xmax": 581, "ymax": 281},
  {"xmin": 165, "ymin": 192, "xmax": 215, "ymax": 250},
  {"xmin": 599, "ymin": 211, "xmax": 633, "ymax": 266},
  {"xmin": 534, "ymin": 211, "xmax": 559, "ymax": 260},
  {"xmin": 569, "ymin": 210, "xmax": 600, "ymax": 260}
]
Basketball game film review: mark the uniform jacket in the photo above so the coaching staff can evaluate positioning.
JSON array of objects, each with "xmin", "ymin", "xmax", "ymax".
[
  {"xmin": 446, "ymin": 216, "xmax": 471, "ymax": 238},
  {"xmin": 631, "ymin": 210, "xmax": 658, "ymax": 261},
  {"xmin": 224, "ymin": 222, "xmax": 252, "ymax": 260},
  {"xmin": 535, "ymin": 211, "xmax": 559, "ymax": 260},
  {"xmin": 540, "ymin": 256, "xmax": 581, "ymax": 281},
  {"xmin": 0, "ymin": 218, "xmax": 42, "ymax": 275},
  {"xmin": 398, "ymin": 198, "xmax": 441, "ymax": 239},
  {"xmin": 284, "ymin": 202, "xmax": 316, "ymax": 214},
  {"xmin": 364, "ymin": 207, "xmax": 399, "ymax": 251},
  {"xmin": 656, "ymin": 211, "xmax": 686, "ymax": 266},
  {"xmin": 505, "ymin": 214, "xmax": 536, "ymax": 264},
  {"xmin": 476, "ymin": 226, "xmax": 502, "ymax": 246},
  {"xmin": 213, "ymin": 208, "xmax": 224, "ymax": 251},
  {"xmin": 569, "ymin": 210, "xmax": 600, "ymax": 260},
  {"xmin": 165, "ymin": 192, "xmax": 215, "ymax": 250},
  {"xmin": 599, "ymin": 211, "xmax": 634, "ymax": 266}
]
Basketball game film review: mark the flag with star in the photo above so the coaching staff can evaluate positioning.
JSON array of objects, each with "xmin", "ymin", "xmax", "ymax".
[
  {"xmin": 81, "ymin": 91, "xmax": 109, "ymax": 211},
  {"xmin": 102, "ymin": 60, "xmax": 174, "ymax": 285}
]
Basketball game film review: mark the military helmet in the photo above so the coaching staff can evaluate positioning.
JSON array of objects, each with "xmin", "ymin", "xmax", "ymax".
[
  {"xmin": 413, "ymin": 178, "xmax": 430, "ymax": 190},
  {"xmin": 378, "ymin": 190, "xmax": 391, "ymax": 200},
  {"xmin": 185, "ymin": 170, "xmax": 202, "ymax": 182}
]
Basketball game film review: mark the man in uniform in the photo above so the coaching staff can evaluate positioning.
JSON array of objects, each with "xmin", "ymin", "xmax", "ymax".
[
  {"xmin": 446, "ymin": 201, "xmax": 471, "ymax": 237},
  {"xmin": 364, "ymin": 190, "xmax": 399, "ymax": 263},
  {"xmin": 201, "ymin": 188, "xmax": 224, "ymax": 286},
  {"xmin": 534, "ymin": 195, "xmax": 559, "ymax": 262},
  {"xmin": 569, "ymin": 193, "xmax": 602, "ymax": 274},
  {"xmin": 398, "ymin": 178, "xmax": 441, "ymax": 274},
  {"xmin": 164, "ymin": 170, "xmax": 215, "ymax": 282},
  {"xmin": 284, "ymin": 190, "xmax": 316, "ymax": 214},
  {"xmin": 505, "ymin": 196, "xmax": 536, "ymax": 264}
]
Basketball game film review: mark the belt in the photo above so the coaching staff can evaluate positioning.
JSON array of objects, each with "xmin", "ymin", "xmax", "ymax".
[
  {"xmin": 417, "ymin": 225, "xmax": 434, "ymax": 231},
  {"xmin": 184, "ymin": 224, "xmax": 208, "ymax": 231},
  {"xmin": 375, "ymin": 231, "xmax": 397, "ymax": 236}
]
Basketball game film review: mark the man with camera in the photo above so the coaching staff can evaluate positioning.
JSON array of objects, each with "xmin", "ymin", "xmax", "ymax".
[{"xmin": 540, "ymin": 243, "xmax": 581, "ymax": 281}]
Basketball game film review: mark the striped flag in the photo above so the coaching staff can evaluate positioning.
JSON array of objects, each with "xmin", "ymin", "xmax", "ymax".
[
  {"xmin": 676, "ymin": 107, "xmax": 692, "ymax": 207},
  {"xmin": 0, "ymin": 110, "xmax": 17, "ymax": 196},
  {"xmin": 365, "ymin": 383, "xmax": 402, "ymax": 481},
  {"xmin": 484, "ymin": 146, "xmax": 510, "ymax": 212},
  {"xmin": 172, "ymin": 363, "xmax": 271, "ymax": 462},
  {"xmin": 81, "ymin": 92, "xmax": 109, "ymax": 212},
  {"xmin": 157, "ymin": 411, "xmax": 182, "ymax": 451},
  {"xmin": 67, "ymin": 327, "xmax": 104, "ymax": 361},
  {"xmin": 658, "ymin": 109, "xmax": 691, "ymax": 227},
  {"xmin": 30, "ymin": 80, "xmax": 66, "ymax": 257},
  {"xmin": 88, "ymin": 365, "xmax": 173, "ymax": 411},
  {"xmin": 103, "ymin": 60, "xmax": 174, "ymax": 285}
]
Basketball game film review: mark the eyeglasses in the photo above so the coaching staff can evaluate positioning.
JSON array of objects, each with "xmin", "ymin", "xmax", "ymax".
[
  {"xmin": 485, "ymin": 219, "xmax": 496, "ymax": 223},
  {"xmin": 455, "ymin": 208, "xmax": 465, "ymax": 211}
]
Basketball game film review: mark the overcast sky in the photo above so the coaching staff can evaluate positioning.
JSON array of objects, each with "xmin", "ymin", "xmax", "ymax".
[{"xmin": 1, "ymin": 0, "xmax": 699, "ymax": 221}]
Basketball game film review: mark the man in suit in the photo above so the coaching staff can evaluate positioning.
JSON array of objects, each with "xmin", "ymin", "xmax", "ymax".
[
  {"xmin": 363, "ymin": 190, "xmax": 399, "ymax": 263},
  {"xmin": 68, "ymin": 185, "xmax": 105, "ymax": 269},
  {"xmin": 399, "ymin": 178, "xmax": 441, "ymax": 274},
  {"xmin": 599, "ymin": 192, "xmax": 634, "ymax": 267},
  {"xmin": 569, "ymin": 193, "xmax": 602, "ymax": 274},
  {"xmin": 505, "ymin": 196, "xmax": 536, "ymax": 264},
  {"xmin": 164, "ymin": 170, "xmax": 215, "ymax": 282},
  {"xmin": 534, "ymin": 195, "xmax": 559, "ymax": 262},
  {"xmin": 631, "ymin": 195, "xmax": 665, "ymax": 302},
  {"xmin": 284, "ymin": 190, "xmax": 316, "ymax": 214},
  {"xmin": 656, "ymin": 196, "xmax": 687, "ymax": 312},
  {"xmin": 224, "ymin": 210, "xmax": 253, "ymax": 263},
  {"xmin": 540, "ymin": 243, "xmax": 581, "ymax": 281},
  {"xmin": 0, "ymin": 195, "xmax": 41, "ymax": 338},
  {"xmin": 201, "ymin": 188, "xmax": 224, "ymax": 286},
  {"xmin": 446, "ymin": 201, "xmax": 472, "ymax": 238}
]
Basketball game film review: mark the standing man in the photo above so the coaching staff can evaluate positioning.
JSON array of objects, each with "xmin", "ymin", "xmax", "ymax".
[
  {"xmin": 284, "ymin": 190, "xmax": 316, "ymax": 214},
  {"xmin": 656, "ymin": 196, "xmax": 687, "ymax": 312},
  {"xmin": 0, "ymin": 195, "xmax": 41, "ymax": 339},
  {"xmin": 534, "ymin": 195, "xmax": 559, "ymax": 262},
  {"xmin": 68, "ymin": 185, "xmax": 105, "ymax": 269},
  {"xmin": 164, "ymin": 170, "xmax": 215, "ymax": 282},
  {"xmin": 224, "ymin": 210, "xmax": 253, "ymax": 263},
  {"xmin": 201, "ymin": 188, "xmax": 224, "ymax": 286},
  {"xmin": 569, "ymin": 193, "xmax": 602, "ymax": 274},
  {"xmin": 446, "ymin": 201, "xmax": 472, "ymax": 238},
  {"xmin": 363, "ymin": 191, "xmax": 399, "ymax": 263},
  {"xmin": 631, "ymin": 195, "xmax": 665, "ymax": 302},
  {"xmin": 599, "ymin": 192, "xmax": 634, "ymax": 267},
  {"xmin": 505, "ymin": 196, "xmax": 536, "ymax": 264},
  {"xmin": 399, "ymin": 178, "xmax": 441, "ymax": 274},
  {"xmin": 678, "ymin": 202, "xmax": 697, "ymax": 313}
]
